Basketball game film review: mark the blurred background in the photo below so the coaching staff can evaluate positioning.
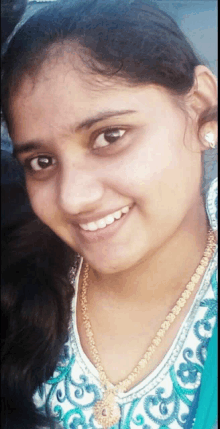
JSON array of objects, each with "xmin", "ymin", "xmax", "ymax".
[{"xmin": 1, "ymin": 0, "xmax": 217, "ymax": 228}]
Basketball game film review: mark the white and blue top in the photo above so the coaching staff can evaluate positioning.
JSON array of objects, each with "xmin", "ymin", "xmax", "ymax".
[{"xmin": 34, "ymin": 178, "xmax": 218, "ymax": 429}]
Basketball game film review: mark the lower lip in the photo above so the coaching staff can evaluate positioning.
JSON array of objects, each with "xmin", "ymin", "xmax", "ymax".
[{"xmin": 76, "ymin": 208, "xmax": 133, "ymax": 243}]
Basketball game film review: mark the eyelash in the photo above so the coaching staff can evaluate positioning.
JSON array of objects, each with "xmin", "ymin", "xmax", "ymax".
[
  {"xmin": 93, "ymin": 128, "xmax": 126, "ymax": 149},
  {"xmin": 23, "ymin": 127, "xmax": 128, "ymax": 173},
  {"xmin": 24, "ymin": 155, "xmax": 56, "ymax": 173}
]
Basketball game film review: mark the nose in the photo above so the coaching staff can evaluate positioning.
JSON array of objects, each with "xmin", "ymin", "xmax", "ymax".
[{"xmin": 58, "ymin": 166, "xmax": 104, "ymax": 215}]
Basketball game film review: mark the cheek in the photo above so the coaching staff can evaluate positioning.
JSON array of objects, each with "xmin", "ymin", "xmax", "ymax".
[
  {"xmin": 106, "ymin": 130, "xmax": 202, "ymax": 210},
  {"xmin": 26, "ymin": 180, "xmax": 57, "ymax": 223}
]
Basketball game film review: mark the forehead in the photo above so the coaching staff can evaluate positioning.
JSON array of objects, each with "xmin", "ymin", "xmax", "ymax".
[
  {"xmin": 12, "ymin": 49, "xmax": 132, "ymax": 104},
  {"xmin": 8, "ymin": 56, "xmax": 122, "ymax": 126},
  {"xmin": 9, "ymin": 52, "xmax": 177, "ymax": 142}
]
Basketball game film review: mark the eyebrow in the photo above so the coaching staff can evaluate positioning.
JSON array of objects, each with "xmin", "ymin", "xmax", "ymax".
[
  {"xmin": 13, "ymin": 141, "xmax": 45, "ymax": 157},
  {"xmin": 74, "ymin": 109, "xmax": 137, "ymax": 131},
  {"xmin": 13, "ymin": 109, "xmax": 137, "ymax": 156}
]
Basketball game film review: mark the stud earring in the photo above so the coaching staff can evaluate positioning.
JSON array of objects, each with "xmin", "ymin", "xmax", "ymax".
[{"xmin": 204, "ymin": 132, "xmax": 216, "ymax": 149}]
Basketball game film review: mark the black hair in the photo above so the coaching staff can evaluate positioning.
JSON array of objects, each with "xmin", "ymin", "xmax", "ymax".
[
  {"xmin": 1, "ymin": 1, "xmax": 217, "ymax": 428},
  {"xmin": 1, "ymin": 214, "xmax": 76, "ymax": 429}
]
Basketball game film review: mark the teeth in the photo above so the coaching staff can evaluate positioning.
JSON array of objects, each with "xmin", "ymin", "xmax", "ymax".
[
  {"xmin": 96, "ymin": 219, "xmax": 107, "ymax": 228},
  {"xmin": 80, "ymin": 205, "xmax": 130, "ymax": 231},
  {"xmin": 105, "ymin": 215, "xmax": 115, "ymax": 225},
  {"xmin": 86, "ymin": 222, "xmax": 98, "ymax": 231},
  {"xmin": 80, "ymin": 224, "xmax": 89, "ymax": 231},
  {"xmin": 114, "ymin": 210, "xmax": 122, "ymax": 220},
  {"xmin": 121, "ymin": 206, "xmax": 129, "ymax": 214}
]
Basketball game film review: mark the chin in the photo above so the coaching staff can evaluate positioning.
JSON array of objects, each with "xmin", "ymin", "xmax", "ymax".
[{"xmin": 83, "ymin": 249, "xmax": 143, "ymax": 275}]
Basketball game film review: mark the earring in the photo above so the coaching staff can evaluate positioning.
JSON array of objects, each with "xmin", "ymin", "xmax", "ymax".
[{"xmin": 204, "ymin": 132, "xmax": 216, "ymax": 149}]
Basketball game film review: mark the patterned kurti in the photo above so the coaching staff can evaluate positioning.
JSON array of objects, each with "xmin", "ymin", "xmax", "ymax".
[{"xmin": 33, "ymin": 179, "xmax": 218, "ymax": 429}]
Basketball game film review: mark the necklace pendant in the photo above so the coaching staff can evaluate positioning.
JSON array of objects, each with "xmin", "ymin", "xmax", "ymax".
[{"xmin": 93, "ymin": 390, "xmax": 121, "ymax": 428}]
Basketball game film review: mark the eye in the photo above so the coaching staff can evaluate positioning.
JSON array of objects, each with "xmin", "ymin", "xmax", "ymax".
[
  {"xmin": 28, "ymin": 156, "xmax": 56, "ymax": 171},
  {"xmin": 93, "ymin": 129, "xmax": 126, "ymax": 149}
]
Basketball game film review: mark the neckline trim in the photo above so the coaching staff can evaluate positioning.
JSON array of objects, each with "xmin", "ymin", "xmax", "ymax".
[{"xmin": 69, "ymin": 249, "xmax": 217, "ymax": 402}]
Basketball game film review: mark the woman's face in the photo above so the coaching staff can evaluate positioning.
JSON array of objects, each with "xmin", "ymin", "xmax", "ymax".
[{"xmin": 10, "ymin": 56, "xmax": 204, "ymax": 273}]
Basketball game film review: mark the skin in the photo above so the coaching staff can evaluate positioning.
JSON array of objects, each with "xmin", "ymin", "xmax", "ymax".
[{"xmin": 10, "ymin": 53, "xmax": 217, "ymax": 384}]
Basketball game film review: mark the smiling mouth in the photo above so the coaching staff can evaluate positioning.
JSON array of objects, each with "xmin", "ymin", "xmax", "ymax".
[{"xmin": 79, "ymin": 205, "xmax": 131, "ymax": 232}]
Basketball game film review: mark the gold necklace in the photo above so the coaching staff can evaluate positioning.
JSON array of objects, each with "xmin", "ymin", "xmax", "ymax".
[{"xmin": 79, "ymin": 229, "xmax": 216, "ymax": 428}]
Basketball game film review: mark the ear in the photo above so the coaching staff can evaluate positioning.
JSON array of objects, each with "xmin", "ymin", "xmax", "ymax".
[
  {"xmin": 185, "ymin": 65, "xmax": 218, "ymax": 150},
  {"xmin": 187, "ymin": 65, "xmax": 217, "ymax": 115}
]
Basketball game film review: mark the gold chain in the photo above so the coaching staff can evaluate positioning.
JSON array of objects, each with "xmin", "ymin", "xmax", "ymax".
[{"xmin": 79, "ymin": 229, "xmax": 216, "ymax": 428}]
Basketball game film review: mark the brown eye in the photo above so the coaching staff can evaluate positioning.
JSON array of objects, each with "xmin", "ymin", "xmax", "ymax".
[
  {"xmin": 29, "ymin": 156, "xmax": 56, "ymax": 171},
  {"xmin": 93, "ymin": 129, "xmax": 126, "ymax": 149}
]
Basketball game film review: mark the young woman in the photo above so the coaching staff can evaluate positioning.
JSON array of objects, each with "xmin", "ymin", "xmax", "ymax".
[{"xmin": 1, "ymin": 1, "xmax": 217, "ymax": 428}]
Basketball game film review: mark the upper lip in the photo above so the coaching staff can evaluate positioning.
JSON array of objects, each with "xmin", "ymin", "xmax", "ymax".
[{"xmin": 72, "ymin": 205, "xmax": 132, "ymax": 225}]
